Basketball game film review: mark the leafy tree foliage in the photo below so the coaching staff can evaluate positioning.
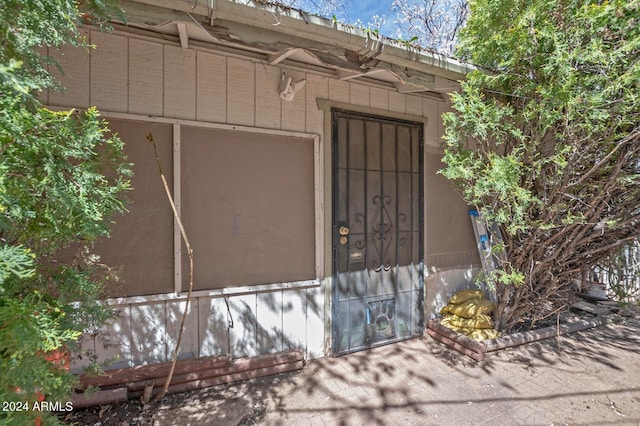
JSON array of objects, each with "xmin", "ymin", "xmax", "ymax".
[
  {"xmin": 0, "ymin": 1, "xmax": 129, "ymax": 423},
  {"xmin": 392, "ymin": 0, "xmax": 468, "ymax": 55},
  {"xmin": 441, "ymin": 0, "xmax": 640, "ymax": 331},
  {"xmin": 282, "ymin": 0, "xmax": 467, "ymax": 55}
]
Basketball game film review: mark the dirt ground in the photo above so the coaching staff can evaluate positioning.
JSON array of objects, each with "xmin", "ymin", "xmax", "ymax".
[{"xmin": 65, "ymin": 309, "xmax": 640, "ymax": 426}]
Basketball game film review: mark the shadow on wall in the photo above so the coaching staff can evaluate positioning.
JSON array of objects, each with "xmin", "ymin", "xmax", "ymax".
[
  {"xmin": 72, "ymin": 285, "xmax": 324, "ymax": 373},
  {"xmin": 425, "ymin": 266, "xmax": 480, "ymax": 319}
]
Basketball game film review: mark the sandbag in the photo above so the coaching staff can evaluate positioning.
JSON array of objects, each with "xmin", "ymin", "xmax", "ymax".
[
  {"xmin": 465, "ymin": 328, "xmax": 501, "ymax": 341},
  {"xmin": 447, "ymin": 289, "xmax": 485, "ymax": 305},
  {"xmin": 440, "ymin": 321, "xmax": 501, "ymax": 342},
  {"xmin": 440, "ymin": 313, "xmax": 494, "ymax": 329},
  {"xmin": 443, "ymin": 299, "xmax": 495, "ymax": 319}
]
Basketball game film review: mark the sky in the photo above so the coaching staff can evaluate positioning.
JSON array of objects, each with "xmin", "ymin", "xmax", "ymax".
[{"xmin": 342, "ymin": 0, "xmax": 398, "ymax": 38}]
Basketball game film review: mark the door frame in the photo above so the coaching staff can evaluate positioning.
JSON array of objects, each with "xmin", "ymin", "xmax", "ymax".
[{"xmin": 330, "ymin": 108, "xmax": 425, "ymax": 355}]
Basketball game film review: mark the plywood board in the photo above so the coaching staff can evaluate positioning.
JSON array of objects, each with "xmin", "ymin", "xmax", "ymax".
[
  {"xmin": 281, "ymin": 289, "xmax": 306, "ymax": 351},
  {"xmin": 128, "ymin": 38, "xmax": 163, "ymax": 116},
  {"xmin": 93, "ymin": 119, "xmax": 174, "ymax": 297},
  {"xmin": 180, "ymin": 126, "xmax": 315, "ymax": 289},
  {"xmin": 227, "ymin": 57, "xmax": 255, "ymax": 126},
  {"xmin": 425, "ymin": 152, "xmax": 477, "ymax": 264},
  {"xmin": 227, "ymin": 294, "xmax": 258, "ymax": 358},
  {"xmin": 256, "ymin": 291, "xmax": 284, "ymax": 354},
  {"xmin": 49, "ymin": 28, "xmax": 90, "ymax": 108},
  {"xmin": 328, "ymin": 78, "xmax": 349, "ymax": 103},
  {"xmin": 129, "ymin": 302, "xmax": 167, "ymax": 364},
  {"xmin": 196, "ymin": 52, "xmax": 226, "ymax": 123},
  {"xmin": 90, "ymin": 31, "xmax": 128, "ymax": 112},
  {"xmin": 255, "ymin": 64, "xmax": 282, "ymax": 129},
  {"xmin": 349, "ymin": 83, "xmax": 370, "ymax": 107},
  {"xmin": 198, "ymin": 297, "xmax": 230, "ymax": 357},
  {"xmin": 305, "ymin": 74, "xmax": 328, "ymax": 135},
  {"xmin": 164, "ymin": 45, "xmax": 196, "ymax": 120},
  {"xmin": 369, "ymin": 87, "xmax": 390, "ymax": 111},
  {"xmin": 165, "ymin": 299, "xmax": 200, "ymax": 360}
]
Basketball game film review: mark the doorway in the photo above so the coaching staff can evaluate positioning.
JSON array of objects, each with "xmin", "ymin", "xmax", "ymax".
[{"xmin": 332, "ymin": 109, "xmax": 424, "ymax": 354}]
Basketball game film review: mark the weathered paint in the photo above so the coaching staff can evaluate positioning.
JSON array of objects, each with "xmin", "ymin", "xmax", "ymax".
[{"xmin": 45, "ymin": 27, "xmax": 478, "ymax": 369}]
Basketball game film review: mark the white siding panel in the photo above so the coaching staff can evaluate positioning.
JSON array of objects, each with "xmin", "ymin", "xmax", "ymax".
[
  {"xmin": 389, "ymin": 91, "xmax": 407, "ymax": 114},
  {"xmin": 164, "ymin": 45, "xmax": 196, "ymax": 120},
  {"xmin": 99, "ymin": 306, "xmax": 134, "ymax": 369},
  {"xmin": 282, "ymin": 290, "xmax": 306, "ymax": 351},
  {"xmin": 369, "ymin": 87, "xmax": 389, "ymax": 111},
  {"xmin": 257, "ymin": 291, "xmax": 284, "ymax": 354},
  {"xmin": 72, "ymin": 306, "xmax": 133, "ymax": 372},
  {"xmin": 305, "ymin": 74, "xmax": 328, "ymax": 135},
  {"xmin": 281, "ymin": 70, "xmax": 306, "ymax": 132},
  {"xmin": 328, "ymin": 78, "xmax": 349, "ymax": 103},
  {"xmin": 305, "ymin": 286, "xmax": 324, "ymax": 359},
  {"xmin": 49, "ymin": 29, "xmax": 90, "ymax": 108},
  {"xmin": 165, "ymin": 299, "xmax": 199, "ymax": 361},
  {"xmin": 406, "ymin": 95, "xmax": 423, "ymax": 116},
  {"xmin": 196, "ymin": 52, "xmax": 226, "ymax": 123},
  {"xmin": 349, "ymin": 82, "xmax": 370, "ymax": 107},
  {"xmin": 227, "ymin": 294, "xmax": 258, "ymax": 358},
  {"xmin": 198, "ymin": 297, "xmax": 230, "ymax": 357},
  {"xmin": 128, "ymin": 39, "xmax": 163, "ymax": 116},
  {"xmin": 129, "ymin": 303, "xmax": 167, "ymax": 364},
  {"xmin": 255, "ymin": 64, "xmax": 282, "ymax": 129},
  {"xmin": 90, "ymin": 31, "xmax": 128, "ymax": 112},
  {"xmin": 227, "ymin": 58, "xmax": 255, "ymax": 126}
]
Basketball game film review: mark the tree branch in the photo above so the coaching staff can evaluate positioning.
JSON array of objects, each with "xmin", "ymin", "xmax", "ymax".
[{"xmin": 146, "ymin": 133, "xmax": 195, "ymax": 405}]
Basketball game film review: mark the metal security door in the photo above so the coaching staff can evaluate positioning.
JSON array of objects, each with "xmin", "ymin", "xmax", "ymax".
[{"xmin": 332, "ymin": 109, "xmax": 424, "ymax": 355}]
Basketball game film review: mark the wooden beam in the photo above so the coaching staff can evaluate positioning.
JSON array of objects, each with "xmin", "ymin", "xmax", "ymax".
[
  {"xmin": 126, "ymin": 349, "xmax": 303, "ymax": 391},
  {"xmin": 72, "ymin": 388, "xmax": 128, "ymax": 409},
  {"xmin": 394, "ymin": 82, "xmax": 427, "ymax": 94},
  {"xmin": 130, "ymin": 360, "xmax": 304, "ymax": 399},
  {"xmin": 427, "ymin": 328, "xmax": 485, "ymax": 362},
  {"xmin": 79, "ymin": 354, "xmax": 232, "ymax": 389},
  {"xmin": 268, "ymin": 48, "xmax": 300, "ymax": 65},
  {"xmin": 177, "ymin": 22, "xmax": 189, "ymax": 49}
]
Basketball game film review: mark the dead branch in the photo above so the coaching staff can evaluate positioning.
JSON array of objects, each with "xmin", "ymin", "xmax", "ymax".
[{"xmin": 146, "ymin": 133, "xmax": 195, "ymax": 404}]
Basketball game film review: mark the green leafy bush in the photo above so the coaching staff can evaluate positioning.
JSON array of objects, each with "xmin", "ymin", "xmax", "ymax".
[
  {"xmin": 441, "ymin": 0, "xmax": 640, "ymax": 331},
  {"xmin": 0, "ymin": 1, "xmax": 129, "ymax": 424}
]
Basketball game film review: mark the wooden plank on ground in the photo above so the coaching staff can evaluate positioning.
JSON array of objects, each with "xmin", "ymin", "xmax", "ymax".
[
  {"xmin": 80, "ymin": 354, "xmax": 231, "ymax": 389},
  {"xmin": 126, "ymin": 349, "xmax": 303, "ymax": 391},
  {"xmin": 571, "ymin": 301, "xmax": 615, "ymax": 316},
  {"xmin": 129, "ymin": 359, "xmax": 304, "ymax": 399},
  {"xmin": 72, "ymin": 388, "xmax": 128, "ymax": 409}
]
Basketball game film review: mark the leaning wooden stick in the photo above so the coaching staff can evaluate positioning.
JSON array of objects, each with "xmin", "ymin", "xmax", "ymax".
[{"xmin": 146, "ymin": 133, "xmax": 195, "ymax": 404}]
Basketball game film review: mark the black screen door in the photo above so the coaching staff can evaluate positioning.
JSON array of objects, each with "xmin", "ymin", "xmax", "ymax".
[{"xmin": 332, "ymin": 109, "xmax": 424, "ymax": 354}]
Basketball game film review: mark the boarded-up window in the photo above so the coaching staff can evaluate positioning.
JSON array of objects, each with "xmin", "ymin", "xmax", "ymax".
[
  {"xmin": 94, "ymin": 119, "xmax": 175, "ymax": 297},
  {"xmin": 180, "ymin": 126, "xmax": 315, "ymax": 290}
]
